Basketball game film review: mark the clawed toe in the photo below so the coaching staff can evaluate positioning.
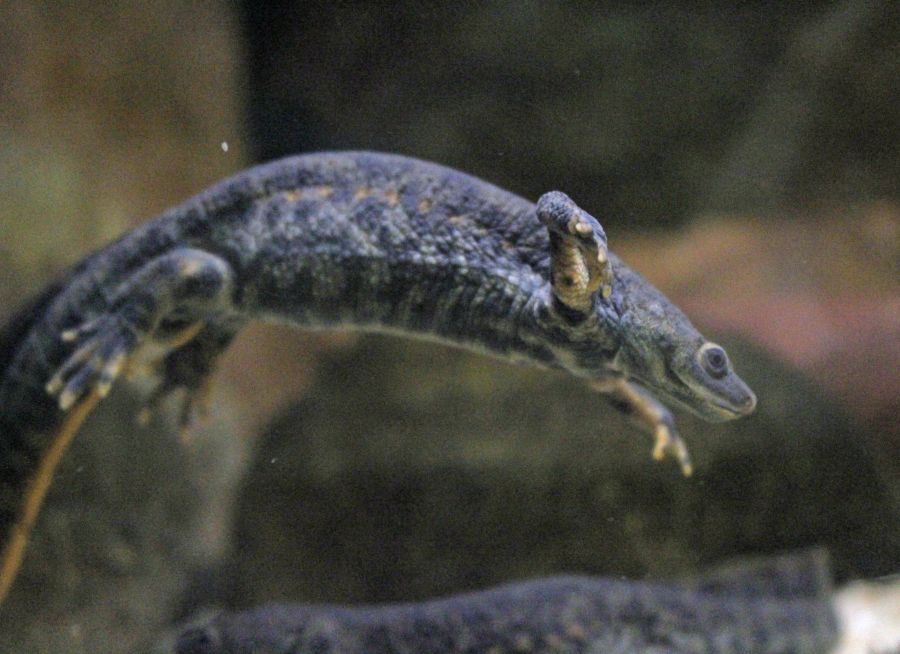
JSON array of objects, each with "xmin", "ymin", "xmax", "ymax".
[
  {"xmin": 47, "ymin": 318, "xmax": 137, "ymax": 411},
  {"xmin": 572, "ymin": 218, "xmax": 613, "ymax": 299},
  {"xmin": 593, "ymin": 378, "xmax": 694, "ymax": 476},
  {"xmin": 135, "ymin": 369, "xmax": 215, "ymax": 443},
  {"xmin": 652, "ymin": 423, "xmax": 693, "ymax": 477}
]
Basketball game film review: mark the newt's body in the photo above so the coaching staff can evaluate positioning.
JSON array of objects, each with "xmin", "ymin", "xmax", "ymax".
[
  {"xmin": 175, "ymin": 551, "xmax": 837, "ymax": 654},
  {"xmin": 0, "ymin": 152, "xmax": 755, "ymax": 602}
]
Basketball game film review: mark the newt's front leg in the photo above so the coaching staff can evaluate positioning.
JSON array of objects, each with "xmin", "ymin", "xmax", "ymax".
[
  {"xmin": 591, "ymin": 378, "xmax": 693, "ymax": 476},
  {"xmin": 537, "ymin": 190, "xmax": 613, "ymax": 314}
]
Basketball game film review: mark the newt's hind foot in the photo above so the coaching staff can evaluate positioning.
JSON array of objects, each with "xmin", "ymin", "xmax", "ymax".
[
  {"xmin": 46, "ymin": 316, "xmax": 136, "ymax": 410},
  {"xmin": 137, "ymin": 362, "xmax": 217, "ymax": 442},
  {"xmin": 45, "ymin": 248, "xmax": 235, "ymax": 418},
  {"xmin": 135, "ymin": 321, "xmax": 237, "ymax": 440},
  {"xmin": 137, "ymin": 384, "xmax": 213, "ymax": 444}
]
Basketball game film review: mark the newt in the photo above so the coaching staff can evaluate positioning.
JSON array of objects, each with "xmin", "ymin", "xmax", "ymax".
[
  {"xmin": 174, "ymin": 550, "xmax": 836, "ymax": 654},
  {"xmin": 0, "ymin": 151, "xmax": 756, "ymax": 604}
]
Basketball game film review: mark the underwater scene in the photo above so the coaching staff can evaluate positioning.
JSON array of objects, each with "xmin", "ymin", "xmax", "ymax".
[{"xmin": 0, "ymin": 2, "xmax": 897, "ymax": 652}]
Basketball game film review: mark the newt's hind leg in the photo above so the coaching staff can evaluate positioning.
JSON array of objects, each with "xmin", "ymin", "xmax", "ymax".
[
  {"xmin": 136, "ymin": 320, "xmax": 241, "ymax": 439},
  {"xmin": 0, "ymin": 250, "xmax": 237, "ymax": 605},
  {"xmin": 46, "ymin": 248, "xmax": 236, "ymax": 414}
]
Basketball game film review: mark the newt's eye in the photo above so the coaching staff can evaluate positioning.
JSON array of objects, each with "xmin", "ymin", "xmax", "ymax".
[{"xmin": 699, "ymin": 343, "xmax": 729, "ymax": 379}]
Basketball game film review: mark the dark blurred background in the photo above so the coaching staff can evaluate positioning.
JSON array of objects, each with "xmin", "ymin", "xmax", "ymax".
[{"xmin": 0, "ymin": 1, "xmax": 897, "ymax": 652}]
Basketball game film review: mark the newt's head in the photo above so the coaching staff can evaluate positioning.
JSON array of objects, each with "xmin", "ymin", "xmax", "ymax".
[
  {"xmin": 536, "ymin": 191, "xmax": 756, "ymax": 423},
  {"xmin": 607, "ymin": 265, "xmax": 757, "ymax": 422}
]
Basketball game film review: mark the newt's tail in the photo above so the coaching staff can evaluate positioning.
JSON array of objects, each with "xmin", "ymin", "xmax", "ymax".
[{"xmin": 0, "ymin": 276, "xmax": 87, "ymax": 604}]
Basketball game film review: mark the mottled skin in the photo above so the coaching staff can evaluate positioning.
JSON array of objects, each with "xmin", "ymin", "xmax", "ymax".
[
  {"xmin": 175, "ymin": 552, "xmax": 837, "ymax": 654},
  {"xmin": 0, "ymin": 152, "xmax": 755, "ymax": 603}
]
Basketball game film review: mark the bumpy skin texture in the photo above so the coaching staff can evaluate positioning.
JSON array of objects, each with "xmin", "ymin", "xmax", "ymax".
[
  {"xmin": 175, "ymin": 552, "xmax": 837, "ymax": 654},
  {"xmin": 0, "ymin": 152, "xmax": 756, "ymax": 600}
]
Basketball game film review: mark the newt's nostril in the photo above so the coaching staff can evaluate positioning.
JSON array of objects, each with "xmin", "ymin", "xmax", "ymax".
[{"xmin": 740, "ymin": 392, "xmax": 757, "ymax": 414}]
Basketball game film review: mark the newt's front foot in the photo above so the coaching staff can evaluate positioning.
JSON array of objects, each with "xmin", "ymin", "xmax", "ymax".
[
  {"xmin": 592, "ymin": 378, "xmax": 693, "ymax": 476},
  {"xmin": 537, "ymin": 191, "xmax": 613, "ymax": 314},
  {"xmin": 651, "ymin": 419, "xmax": 692, "ymax": 477}
]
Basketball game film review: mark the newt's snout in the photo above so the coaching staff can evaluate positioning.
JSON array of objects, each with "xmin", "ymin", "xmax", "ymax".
[
  {"xmin": 712, "ymin": 380, "xmax": 757, "ymax": 419},
  {"xmin": 684, "ymin": 342, "xmax": 757, "ymax": 421},
  {"xmin": 736, "ymin": 389, "xmax": 757, "ymax": 414}
]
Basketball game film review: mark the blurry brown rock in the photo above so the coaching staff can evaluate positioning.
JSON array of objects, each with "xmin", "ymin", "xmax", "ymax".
[
  {"xmin": 220, "ymin": 333, "xmax": 898, "ymax": 612},
  {"xmin": 617, "ymin": 204, "xmax": 899, "ymax": 481}
]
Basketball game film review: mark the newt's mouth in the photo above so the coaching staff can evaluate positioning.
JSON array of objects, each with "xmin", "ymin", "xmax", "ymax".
[
  {"xmin": 710, "ymin": 390, "xmax": 757, "ymax": 419},
  {"xmin": 659, "ymin": 377, "xmax": 757, "ymax": 422}
]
